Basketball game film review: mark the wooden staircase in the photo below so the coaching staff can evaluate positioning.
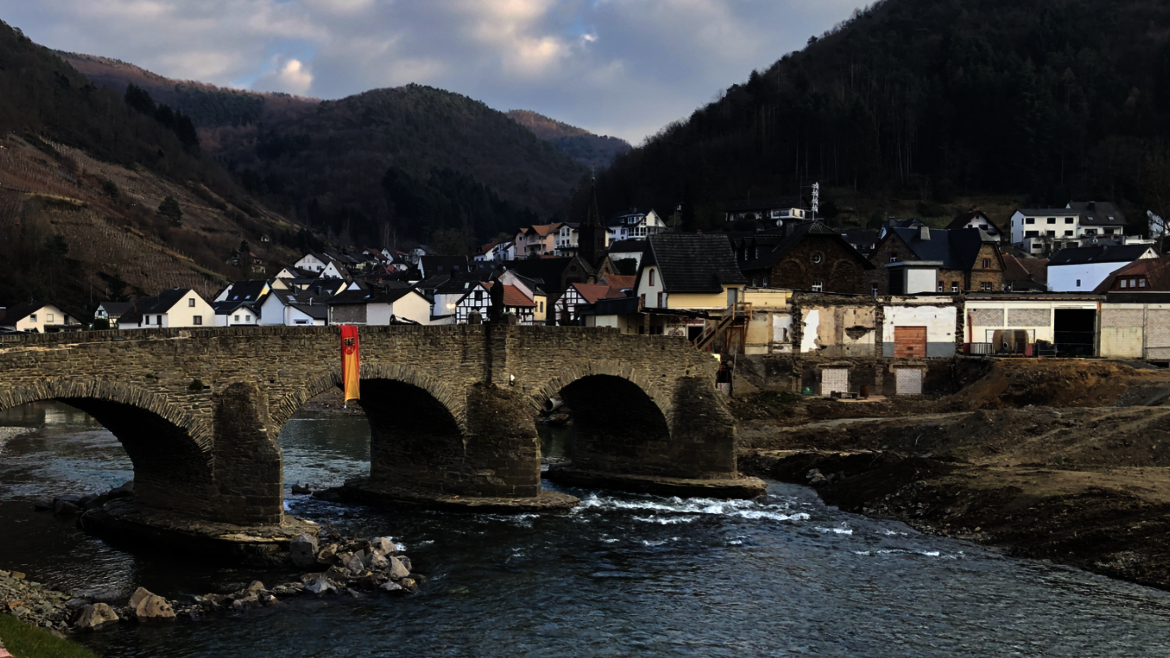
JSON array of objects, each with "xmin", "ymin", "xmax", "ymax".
[{"xmin": 694, "ymin": 302, "xmax": 752, "ymax": 351}]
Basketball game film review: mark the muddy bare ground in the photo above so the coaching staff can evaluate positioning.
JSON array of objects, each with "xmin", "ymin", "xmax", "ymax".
[{"xmin": 734, "ymin": 359, "xmax": 1170, "ymax": 591}]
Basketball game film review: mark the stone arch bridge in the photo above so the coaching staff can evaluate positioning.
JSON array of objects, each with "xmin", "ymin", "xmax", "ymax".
[{"xmin": 0, "ymin": 326, "xmax": 758, "ymax": 533}]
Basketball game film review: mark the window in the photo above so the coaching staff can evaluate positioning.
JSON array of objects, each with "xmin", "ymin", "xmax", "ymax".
[
  {"xmin": 889, "ymin": 254, "xmax": 900, "ymax": 263},
  {"xmin": 1025, "ymin": 231, "xmax": 1039, "ymax": 238},
  {"xmin": 649, "ymin": 269, "xmax": 656, "ymax": 286},
  {"xmin": 1065, "ymin": 230, "xmax": 1074, "ymax": 236},
  {"xmin": 1085, "ymin": 229, "xmax": 1097, "ymax": 236},
  {"xmin": 538, "ymin": 302, "xmax": 544, "ymax": 313},
  {"xmin": 1047, "ymin": 217, "xmax": 1056, "ymax": 224},
  {"xmin": 1065, "ymin": 217, "xmax": 1074, "ymax": 224},
  {"xmin": 981, "ymin": 282, "xmax": 992, "ymax": 292},
  {"xmin": 982, "ymin": 258, "xmax": 990, "ymax": 269},
  {"xmin": 1025, "ymin": 217, "xmax": 1035, "ymax": 224},
  {"xmin": 951, "ymin": 282, "xmax": 959, "ymax": 293},
  {"xmin": 937, "ymin": 282, "xmax": 944, "ymax": 292},
  {"xmin": 188, "ymin": 298, "xmax": 196, "ymax": 307},
  {"xmin": 245, "ymin": 314, "xmax": 252, "ymax": 321},
  {"xmin": 1076, "ymin": 279, "xmax": 1081, "ymax": 288},
  {"xmin": 640, "ymin": 294, "xmax": 646, "ymax": 308},
  {"xmin": 234, "ymin": 314, "xmax": 240, "ymax": 321},
  {"xmin": 144, "ymin": 316, "xmax": 150, "ymax": 325},
  {"xmin": 812, "ymin": 253, "xmax": 823, "ymax": 264},
  {"xmin": 474, "ymin": 290, "xmax": 483, "ymax": 301},
  {"xmin": 871, "ymin": 283, "xmax": 879, "ymax": 297},
  {"xmin": 657, "ymin": 292, "xmax": 664, "ymax": 307},
  {"xmin": 46, "ymin": 313, "xmax": 54, "ymax": 323},
  {"xmin": 811, "ymin": 281, "xmax": 823, "ymax": 292},
  {"xmin": 193, "ymin": 316, "xmax": 203, "ymax": 325},
  {"xmin": 29, "ymin": 314, "xmax": 36, "ymax": 322},
  {"xmin": 1140, "ymin": 279, "xmax": 1147, "ymax": 288},
  {"xmin": 755, "ymin": 247, "xmax": 760, "ymax": 259}
]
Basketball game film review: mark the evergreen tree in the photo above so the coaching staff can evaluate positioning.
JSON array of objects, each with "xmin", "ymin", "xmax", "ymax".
[{"xmin": 158, "ymin": 196, "xmax": 183, "ymax": 225}]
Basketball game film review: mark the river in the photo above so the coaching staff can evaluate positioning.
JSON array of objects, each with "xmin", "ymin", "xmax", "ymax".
[{"xmin": 2, "ymin": 402, "xmax": 1170, "ymax": 657}]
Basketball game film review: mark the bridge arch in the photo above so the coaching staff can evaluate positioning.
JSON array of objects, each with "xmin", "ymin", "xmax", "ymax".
[
  {"xmin": 534, "ymin": 365, "xmax": 679, "ymax": 477},
  {"xmin": 0, "ymin": 379, "xmax": 217, "ymax": 518},
  {"xmin": 532, "ymin": 361, "xmax": 674, "ymax": 427}
]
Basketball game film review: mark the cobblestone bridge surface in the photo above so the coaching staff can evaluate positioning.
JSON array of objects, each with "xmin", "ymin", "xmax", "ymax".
[{"xmin": 0, "ymin": 325, "xmax": 746, "ymax": 526}]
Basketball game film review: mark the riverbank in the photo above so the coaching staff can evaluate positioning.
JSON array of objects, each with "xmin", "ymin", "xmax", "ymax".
[
  {"xmin": 0, "ymin": 614, "xmax": 99, "ymax": 658},
  {"xmin": 734, "ymin": 360, "xmax": 1170, "ymax": 591}
]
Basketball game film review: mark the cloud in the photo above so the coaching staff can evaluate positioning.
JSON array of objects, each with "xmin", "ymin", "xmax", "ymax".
[{"xmin": 5, "ymin": 0, "xmax": 859, "ymax": 142}]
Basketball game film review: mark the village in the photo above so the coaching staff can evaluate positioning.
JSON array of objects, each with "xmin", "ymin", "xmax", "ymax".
[{"xmin": 3, "ymin": 194, "xmax": 1169, "ymax": 400}]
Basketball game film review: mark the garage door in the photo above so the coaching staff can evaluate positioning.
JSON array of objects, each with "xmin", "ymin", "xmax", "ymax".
[
  {"xmin": 894, "ymin": 326, "xmax": 927, "ymax": 358},
  {"xmin": 822, "ymin": 368, "xmax": 849, "ymax": 396},
  {"xmin": 896, "ymin": 368, "xmax": 923, "ymax": 396}
]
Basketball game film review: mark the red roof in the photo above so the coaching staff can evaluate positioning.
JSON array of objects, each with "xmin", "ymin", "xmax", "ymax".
[
  {"xmin": 1094, "ymin": 255, "xmax": 1170, "ymax": 293},
  {"xmin": 600, "ymin": 274, "xmax": 636, "ymax": 291},
  {"xmin": 571, "ymin": 283, "xmax": 624, "ymax": 304},
  {"xmin": 502, "ymin": 284, "xmax": 535, "ymax": 307}
]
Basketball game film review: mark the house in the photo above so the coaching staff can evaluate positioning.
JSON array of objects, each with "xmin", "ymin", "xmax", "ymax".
[
  {"xmin": 497, "ymin": 269, "xmax": 550, "ymax": 324},
  {"xmin": 0, "ymin": 301, "xmax": 82, "ymax": 333},
  {"xmin": 637, "ymin": 233, "xmax": 748, "ymax": 312},
  {"xmin": 213, "ymin": 301, "xmax": 260, "ymax": 326},
  {"xmin": 1047, "ymin": 244, "xmax": 1159, "ymax": 292},
  {"xmin": 553, "ymin": 282, "xmax": 625, "ymax": 325},
  {"xmin": 214, "ymin": 280, "xmax": 271, "ymax": 304},
  {"xmin": 514, "ymin": 223, "xmax": 563, "ymax": 259},
  {"xmin": 495, "ymin": 284, "xmax": 537, "ymax": 325},
  {"xmin": 454, "ymin": 282, "xmax": 494, "ymax": 323},
  {"xmin": 877, "ymin": 218, "xmax": 925, "ymax": 239},
  {"xmin": 607, "ymin": 239, "xmax": 647, "ymax": 274},
  {"xmin": 866, "ymin": 227, "xmax": 1005, "ymax": 296},
  {"xmin": 117, "ymin": 289, "xmax": 214, "ymax": 329},
  {"xmin": 581, "ymin": 296, "xmax": 642, "ymax": 334},
  {"xmin": 474, "ymin": 241, "xmax": 515, "ymax": 263},
  {"xmin": 1009, "ymin": 202, "xmax": 1129, "ymax": 256},
  {"xmin": 607, "ymin": 209, "xmax": 667, "ymax": 243},
  {"xmin": 499, "ymin": 256, "xmax": 603, "ymax": 299},
  {"xmin": 257, "ymin": 292, "xmax": 328, "ymax": 326},
  {"xmin": 740, "ymin": 222, "xmax": 874, "ymax": 294},
  {"xmin": 326, "ymin": 288, "xmax": 433, "ymax": 325},
  {"xmin": 294, "ymin": 253, "xmax": 331, "ymax": 274},
  {"xmin": 94, "ymin": 301, "xmax": 134, "ymax": 326},
  {"xmin": 1092, "ymin": 254, "xmax": 1170, "ymax": 293},
  {"xmin": 554, "ymin": 222, "xmax": 579, "ymax": 257},
  {"xmin": 1001, "ymin": 254, "xmax": 1049, "ymax": 292},
  {"xmin": 599, "ymin": 274, "xmax": 636, "ymax": 296},
  {"xmin": 723, "ymin": 197, "xmax": 810, "ymax": 229},
  {"xmin": 841, "ymin": 229, "xmax": 879, "ymax": 257},
  {"xmin": 946, "ymin": 210, "xmax": 1003, "ymax": 241}
]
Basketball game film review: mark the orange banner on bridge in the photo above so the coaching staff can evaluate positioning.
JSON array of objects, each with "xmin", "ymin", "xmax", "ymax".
[{"xmin": 340, "ymin": 325, "xmax": 360, "ymax": 403}]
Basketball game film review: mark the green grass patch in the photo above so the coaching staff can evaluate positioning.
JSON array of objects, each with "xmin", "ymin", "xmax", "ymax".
[{"xmin": 0, "ymin": 615, "xmax": 101, "ymax": 658}]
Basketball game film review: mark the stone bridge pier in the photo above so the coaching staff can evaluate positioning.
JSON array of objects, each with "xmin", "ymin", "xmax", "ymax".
[{"xmin": 0, "ymin": 325, "xmax": 764, "ymax": 553}]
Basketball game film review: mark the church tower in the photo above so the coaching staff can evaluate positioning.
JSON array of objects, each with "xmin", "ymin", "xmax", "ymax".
[{"xmin": 578, "ymin": 179, "xmax": 607, "ymax": 269}]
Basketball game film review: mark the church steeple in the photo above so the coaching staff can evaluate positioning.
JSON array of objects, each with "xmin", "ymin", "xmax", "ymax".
[{"xmin": 579, "ymin": 176, "xmax": 606, "ymax": 268}]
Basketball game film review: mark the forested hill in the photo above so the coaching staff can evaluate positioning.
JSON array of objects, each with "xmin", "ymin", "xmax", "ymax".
[
  {"xmin": 507, "ymin": 110, "xmax": 632, "ymax": 169},
  {"xmin": 592, "ymin": 0, "xmax": 1170, "ymax": 230},
  {"xmin": 0, "ymin": 20, "xmax": 305, "ymax": 314},
  {"xmin": 61, "ymin": 52, "xmax": 590, "ymax": 246}
]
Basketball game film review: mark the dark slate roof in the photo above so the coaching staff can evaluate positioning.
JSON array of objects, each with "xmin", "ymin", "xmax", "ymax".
[
  {"xmin": 741, "ymin": 222, "xmax": 874, "ymax": 271},
  {"xmin": 212, "ymin": 300, "xmax": 260, "ymax": 314},
  {"xmin": 326, "ymin": 288, "xmax": 422, "ymax": 305},
  {"xmin": 97, "ymin": 301, "xmax": 134, "ymax": 317},
  {"xmin": 1, "ymin": 301, "xmax": 54, "ymax": 325},
  {"xmin": 886, "ymin": 227, "xmax": 989, "ymax": 270},
  {"xmin": 945, "ymin": 211, "xmax": 1002, "ymax": 234},
  {"xmin": 1068, "ymin": 201, "xmax": 1127, "ymax": 226},
  {"xmin": 646, "ymin": 233, "xmax": 747, "ymax": 293},
  {"xmin": 219, "ymin": 280, "xmax": 268, "ymax": 303},
  {"xmin": 583, "ymin": 296, "xmax": 641, "ymax": 316},
  {"xmin": 500, "ymin": 257, "xmax": 592, "ymax": 293},
  {"xmin": 1049, "ymin": 244, "xmax": 1157, "ymax": 266},
  {"xmin": 289, "ymin": 303, "xmax": 329, "ymax": 320},
  {"xmin": 136, "ymin": 289, "xmax": 201, "ymax": 315},
  {"xmin": 1015, "ymin": 208, "xmax": 1074, "ymax": 216},
  {"xmin": 420, "ymin": 256, "xmax": 472, "ymax": 275},
  {"xmin": 608, "ymin": 239, "xmax": 647, "ymax": 254},
  {"xmin": 841, "ymin": 229, "xmax": 879, "ymax": 244},
  {"xmin": 606, "ymin": 208, "xmax": 653, "ymax": 228}
]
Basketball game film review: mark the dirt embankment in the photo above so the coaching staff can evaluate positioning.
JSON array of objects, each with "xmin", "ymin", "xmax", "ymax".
[{"xmin": 736, "ymin": 359, "xmax": 1170, "ymax": 590}]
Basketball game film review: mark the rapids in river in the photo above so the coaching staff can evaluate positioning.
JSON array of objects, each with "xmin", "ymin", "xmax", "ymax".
[{"xmin": 2, "ymin": 402, "xmax": 1170, "ymax": 657}]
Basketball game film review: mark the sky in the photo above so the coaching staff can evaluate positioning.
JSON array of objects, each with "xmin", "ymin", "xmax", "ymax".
[{"xmin": 4, "ymin": 1, "xmax": 860, "ymax": 144}]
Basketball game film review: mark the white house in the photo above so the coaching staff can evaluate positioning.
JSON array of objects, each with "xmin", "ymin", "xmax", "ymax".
[
  {"xmin": 1047, "ymin": 245, "xmax": 1158, "ymax": 292},
  {"xmin": 1, "ymin": 301, "xmax": 81, "ymax": 333},
  {"xmin": 326, "ymin": 288, "xmax": 434, "ymax": 325},
  {"xmin": 606, "ymin": 239, "xmax": 646, "ymax": 272},
  {"xmin": 94, "ymin": 301, "xmax": 134, "ymax": 326},
  {"xmin": 1010, "ymin": 202, "xmax": 1130, "ymax": 256},
  {"xmin": 213, "ymin": 302, "xmax": 261, "ymax": 327},
  {"xmin": 607, "ymin": 209, "xmax": 667, "ymax": 244},
  {"xmin": 554, "ymin": 223, "xmax": 579, "ymax": 257},
  {"xmin": 294, "ymin": 253, "xmax": 330, "ymax": 274},
  {"xmin": 258, "ymin": 292, "xmax": 328, "ymax": 326},
  {"xmin": 118, "ymin": 289, "xmax": 215, "ymax": 329}
]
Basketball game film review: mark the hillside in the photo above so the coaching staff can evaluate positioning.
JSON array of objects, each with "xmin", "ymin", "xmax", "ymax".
[
  {"xmin": 59, "ymin": 54, "xmax": 591, "ymax": 246},
  {"xmin": 507, "ymin": 110, "xmax": 632, "ymax": 169},
  {"xmin": 0, "ymin": 21, "xmax": 304, "ymax": 315},
  {"xmin": 592, "ymin": 0, "xmax": 1170, "ymax": 231}
]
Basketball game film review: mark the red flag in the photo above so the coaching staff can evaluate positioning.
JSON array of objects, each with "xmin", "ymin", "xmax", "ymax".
[{"xmin": 340, "ymin": 325, "xmax": 360, "ymax": 403}]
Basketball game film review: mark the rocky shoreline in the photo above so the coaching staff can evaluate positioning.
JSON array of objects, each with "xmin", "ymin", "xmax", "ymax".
[
  {"xmin": 740, "ymin": 447, "xmax": 1170, "ymax": 592},
  {"xmin": 1, "ymin": 532, "xmax": 425, "ymax": 635}
]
